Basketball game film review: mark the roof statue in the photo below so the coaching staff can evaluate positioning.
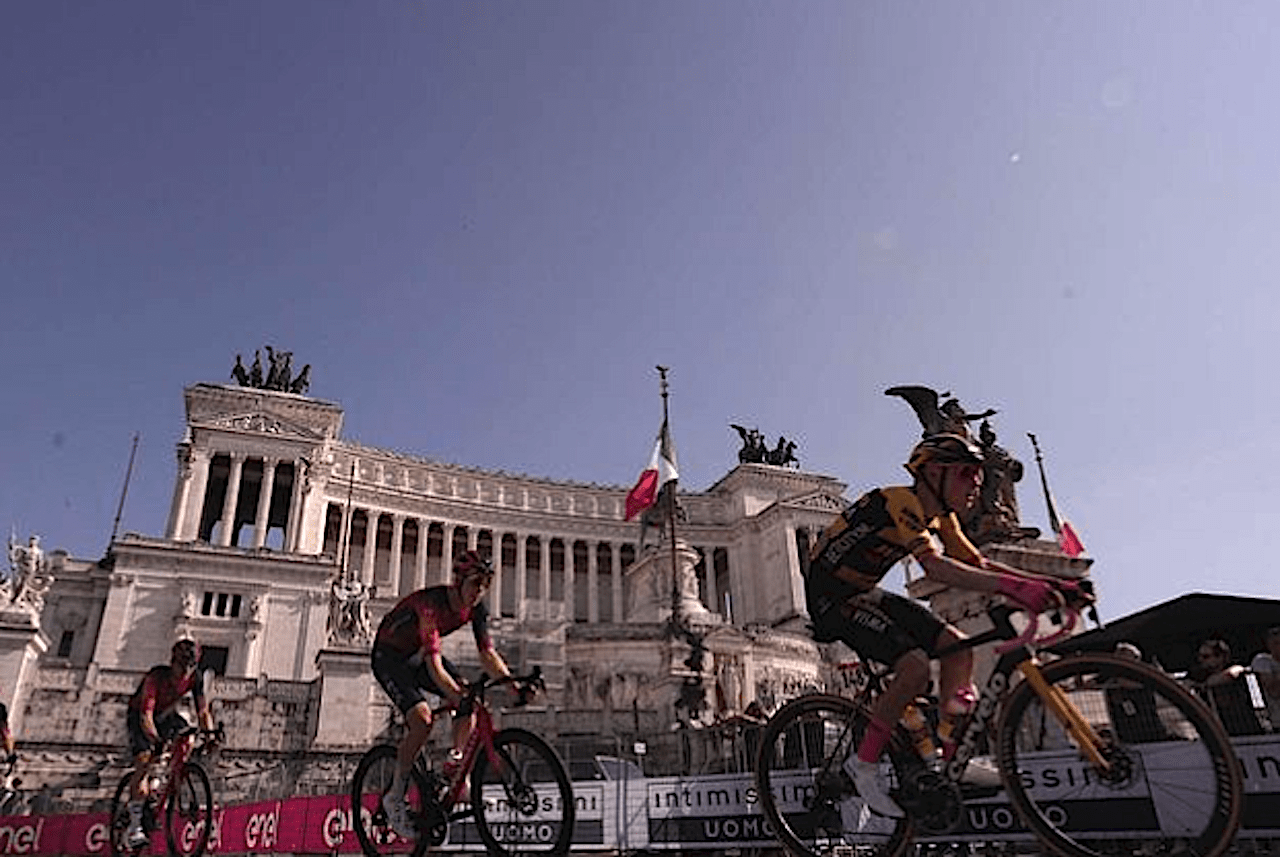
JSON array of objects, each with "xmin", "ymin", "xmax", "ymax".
[
  {"xmin": 3, "ymin": 532, "xmax": 54, "ymax": 616},
  {"xmin": 885, "ymin": 386, "xmax": 1037, "ymax": 546},
  {"xmin": 730, "ymin": 424, "xmax": 799, "ymax": 468},
  {"xmin": 884, "ymin": 385, "xmax": 996, "ymax": 440},
  {"xmin": 231, "ymin": 347, "xmax": 311, "ymax": 395}
]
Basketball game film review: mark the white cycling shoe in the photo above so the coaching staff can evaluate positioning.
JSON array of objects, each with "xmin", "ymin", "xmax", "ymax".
[
  {"xmin": 381, "ymin": 793, "xmax": 417, "ymax": 839},
  {"xmin": 125, "ymin": 822, "xmax": 150, "ymax": 851},
  {"xmin": 957, "ymin": 755, "xmax": 1003, "ymax": 789},
  {"xmin": 843, "ymin": 756, "xmax": 905, "ymax": 818}
]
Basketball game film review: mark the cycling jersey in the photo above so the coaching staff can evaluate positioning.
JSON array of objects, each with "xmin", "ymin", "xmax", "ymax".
[
  {"xmin": 374, "ymin": 586, "xmax": 494, "ymax": 661},
  {"xmin": 808, "ymin": 485, "xmax": 982, "ymax": 604},
  {"xmin": 128, "ymin": 666, "xmax": 205, "ymax": 720}
]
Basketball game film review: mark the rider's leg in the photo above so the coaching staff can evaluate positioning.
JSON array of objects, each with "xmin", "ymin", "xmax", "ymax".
[
  {"xmin": 392, "ymin": 702, "xmax": 433, "ymax": 798},
  {"xmin": 934, "ymin": 625, "xmax": 977, "ymax": 758},
  {"xmin": 859, "ymin": 648, "xmax": 930, "ymax": 762}
]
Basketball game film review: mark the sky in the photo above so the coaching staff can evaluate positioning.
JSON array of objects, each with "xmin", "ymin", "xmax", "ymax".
[{"xmin": 2, "ymin": 3, "xmax": 1277, "ymax": 625}]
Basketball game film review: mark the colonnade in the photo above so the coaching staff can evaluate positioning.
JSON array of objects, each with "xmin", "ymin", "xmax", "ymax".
[{"xmin": 167, "ymin": 449, "xmax": 304, "ymax": 550}]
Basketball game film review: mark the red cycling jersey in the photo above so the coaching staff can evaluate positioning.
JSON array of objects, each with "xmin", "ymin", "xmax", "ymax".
[
  {"xmin": 375, "ymin": 585, "xmax": 494, "ymax": 660},
  {"xmin": 128, "ymin": 665, "xmax": 205, "ymax": 719}
]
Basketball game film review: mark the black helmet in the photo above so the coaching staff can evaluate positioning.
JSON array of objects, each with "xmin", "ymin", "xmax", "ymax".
[
  {"xmin": 453, "ymin": 549, "xmax": 494, "ymax": 583},
  {"xmin": 172, "ymin": 638, "xmax": 201, "ymax": 669},
  {"xmin": 905, "ymin": 433, "xmax": 984, "ymax": 476}
]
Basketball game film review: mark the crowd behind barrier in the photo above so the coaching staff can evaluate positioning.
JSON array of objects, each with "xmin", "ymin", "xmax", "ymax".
[{"xmin": 0, "ymin": 731, "xmax": 1277, "ymax": 856}]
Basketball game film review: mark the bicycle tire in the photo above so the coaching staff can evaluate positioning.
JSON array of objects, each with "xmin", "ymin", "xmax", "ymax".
[
  {"xmin": 755, "ymin": 693, "xmax": 914, "ymax": 857},
  {"xmin": 997, "ymin": 652, "xmax": 1243, "ymax": 857},
  {"xmin": 163, "ymin": 761, "xmax": 212, "ymax": 857},
  {"xmin": 350, "ymin": 744, "xmax": 431, "ymax": 857},
  {"xmin": 108, "ymin": 773, "xmax": 136, "ymax": 857},
  {"xmin": 471, "ymin": 727, "xmax": 575, "ymax": 857}
]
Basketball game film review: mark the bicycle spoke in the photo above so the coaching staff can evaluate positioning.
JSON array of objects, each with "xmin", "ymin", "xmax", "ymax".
[
  {"xmin": 351, "ymin": 744, "xmax": 431, "ymax": 857},
  {"xmin": 999, "ymin": 654, "xmax": 1242, "ymax": 857},
  {"xmin": 756, "ymin": 694, "xmax": 913, "ymax": 857},
  {"xmin": 472, "ymin": 729, "xmax": 574, "ymax": 857}
]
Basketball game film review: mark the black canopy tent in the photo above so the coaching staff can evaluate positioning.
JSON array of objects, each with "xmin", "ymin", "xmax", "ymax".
[{"xmin": 1053, "ymin": 592, "xmax": 1280, "ymax": 673}]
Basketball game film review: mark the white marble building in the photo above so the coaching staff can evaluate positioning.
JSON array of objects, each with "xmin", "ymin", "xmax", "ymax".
[{"xmin": 1, "ymin": 380, "xmax": 853, "ymax": 808}]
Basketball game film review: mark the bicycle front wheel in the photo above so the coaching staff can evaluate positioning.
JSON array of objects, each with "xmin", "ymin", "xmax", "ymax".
[
  {"xmin": 755, "ymin": 693, "xmax": 913, "ymax": 857},
  {"xmin": 471, "ymin": 727, "xmax": 575, "ymax": 857},
  {"xmin": 998, "ymin": 652, "xmax": 1243, "ymax": 857},
  {"xmin": 350, "ymin": 744, "xmax": 432, "ymax": 857},
  {"xmin": 164, "ymin": 762, "xmax": 213, "ymax": 857}
]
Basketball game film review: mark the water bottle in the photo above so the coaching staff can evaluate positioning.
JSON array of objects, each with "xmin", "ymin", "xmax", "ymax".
[{"xmin": 901, "ymin": 702, "xmax": 940, "ymax": 768}]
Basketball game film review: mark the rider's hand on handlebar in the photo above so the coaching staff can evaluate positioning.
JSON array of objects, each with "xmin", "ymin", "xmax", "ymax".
[{"xmin": 997, "ymin": 573, "xmax": 1060, "ymax": 613}]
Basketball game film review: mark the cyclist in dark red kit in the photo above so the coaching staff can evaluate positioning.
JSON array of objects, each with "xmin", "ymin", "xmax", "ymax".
[
  {"xmin": 371, "ymin": 550, "xmax": 519, "ymax": 839},
  {"xmin": 123, "ymin": 638, "xmax": 215, "ymax": 849}
]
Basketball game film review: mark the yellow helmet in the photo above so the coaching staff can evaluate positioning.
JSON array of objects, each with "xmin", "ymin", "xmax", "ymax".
[{"xmin": 905, "ymin": 433, "xmax": 984, "ymax": 476}]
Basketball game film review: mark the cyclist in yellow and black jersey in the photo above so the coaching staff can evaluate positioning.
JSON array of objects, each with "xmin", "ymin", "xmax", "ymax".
[{"xmin": 806, "ymin": 433, "xmax": 1087, "ymax": 818}]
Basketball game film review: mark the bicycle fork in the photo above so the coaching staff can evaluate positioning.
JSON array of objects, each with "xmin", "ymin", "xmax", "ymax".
[{"xmin": 1016, "ymin": 659, "xmax": 1111, "ymax": 771}]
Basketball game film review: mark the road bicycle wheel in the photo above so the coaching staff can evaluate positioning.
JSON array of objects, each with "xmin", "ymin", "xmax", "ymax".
[
  {"xmin": 108, "ymin": 773, "xmax": 136, "ymax": 857},
  {"xmin": 165, "ymin": 761, "xmax": 213, "ymax": 857},
  {"xmin": 350, "ymin": 744, "xmax": 431, "ymax": 857},
  {"xmin": 998, "ymin": 653, "xmax": 1243, "ymax": 857},
  {"xmin": 755, "ymin": 693, "xmax": 913, "ymax": 857},
  {"xmin": 471, "ymin": 727, "xmax": 575, "ymax": 856}
]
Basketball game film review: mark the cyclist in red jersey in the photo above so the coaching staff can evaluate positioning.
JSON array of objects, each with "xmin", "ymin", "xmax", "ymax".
[
  {"xmin": 123, "ymin": 638, "xmax": 215, "ymax": 848},
  {"xmin": 371, "ymin": 550, "xmax": 518, "ymax": 839}
]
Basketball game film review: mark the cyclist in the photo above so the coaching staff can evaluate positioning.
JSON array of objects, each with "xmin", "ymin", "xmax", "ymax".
[
  {"xmin": 806, "ymin": 433, "xmax": 1086, "ymax": 818},
  {"xmin": 371, "ymin": 549, "xmax": 518, "ymax": 840},
  {"xmin": 0, "ymin": 699, "xmax": 14, "ymax": 761},
  {"xmin": 123, "ymin": 638, "xmax": 216, "ymax": 849}
]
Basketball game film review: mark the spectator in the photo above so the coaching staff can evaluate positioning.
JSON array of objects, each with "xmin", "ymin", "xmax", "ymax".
[
  {"xmin": 1249, "ymin": 626, "xmax": 1280, "ymax": 732},
  {"xmin": 1191, "ymin": 639, "xmax": 1264, "ymax": 736},
  {"xmin": 1105, "ymin": 642, "xmax": 1170, "ymax": 743}
]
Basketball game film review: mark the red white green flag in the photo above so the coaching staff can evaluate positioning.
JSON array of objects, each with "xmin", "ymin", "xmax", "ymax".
[{"xmin": 624, "ymin": 418, "xmax": 679, "ymax": 521}]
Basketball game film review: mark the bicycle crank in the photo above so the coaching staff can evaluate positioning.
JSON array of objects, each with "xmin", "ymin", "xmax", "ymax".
[{"xmin": 897, "ymin": 768, "xmax": 964, "ymax": 836}]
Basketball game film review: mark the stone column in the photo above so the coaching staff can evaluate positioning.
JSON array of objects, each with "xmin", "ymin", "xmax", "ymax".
[
  {"xmin": 540, "ymin": 538, "xmax": 552, "ymax": 606},
  {"xmin": 414, "ymin": 519, "xmax": 429, "ymax": 590},
  {"xmin": 0, "ymin": 619, "xmax": 49, "ymax": 740},
  {"xmin": 441, "ymin": 525, "xmax": 455, "ymax": 584},
  {"xmin": 362, "ymin": 511, "xmax": 378, "ymax": 586},
  {"xmin": 564, "ymin": 540, "xmax": 575, "ymax": 623},
  {"xmin": 703, "ymin": 546, "xmax": 718, "ymax": 617},
  {"xmin": 489, "ymin": 530, "xmax": 503, "ymax": 613},
  {"xmin": 587, "ymin": 541, "xmax": 599, "ymax": 623},
  {"xmin": 216, "ymin": 453, "xmax": 245, "ymax": 547},
  {"xmin": 251, "ymin": 457, "xmax": 278, "ymax": 549},
  {"xmin": 515, "ymin": 535, "xmax": 527, "ymax": 621},
  {"xmin": 389, "ymin": 514, "xmax": 405, "ymax": 596},
  {"xmin": 166, "ymin": 444, "xmax": 196, "ymax": 540},
  {"xmin": 180, "ymin": 448, "xmax": 212, "ymax": 542},
  {"xmin": 284, "ymin": 458, "xmax": 304, "ymax": 553},
  {"xmin": 612, "ymin": 544, "xmax": 624, "ymax": 624}
]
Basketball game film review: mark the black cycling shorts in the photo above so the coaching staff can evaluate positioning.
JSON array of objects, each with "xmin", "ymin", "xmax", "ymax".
[
  {"xmin": 126, "ymin": 709, "xmax": 189, "ymax": 757},
  {"xmin": 371, "ymin": 646, "xmax": 461, "ymax": 715},
  {"xmin": 811, "ymin": 587, "xmax": 947, "ymax": 667}
]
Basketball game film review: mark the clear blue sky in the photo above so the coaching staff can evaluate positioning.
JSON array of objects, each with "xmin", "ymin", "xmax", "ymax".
[{"xmin": 3, "ymin": 3, "xmax": 1276, "ymax": 623}]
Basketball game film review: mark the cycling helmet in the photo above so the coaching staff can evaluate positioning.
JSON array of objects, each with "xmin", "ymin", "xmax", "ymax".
[
  {"xmin": 905, "ymin": 433, "xmax": 984, "ymax": 476},
  {"xmin": 172, "ymin": 638, "xmax": 201, "ymax": 669},
  {"xmin": 452, "ymin": 550, "xmax": 494, "ymax": 583}
]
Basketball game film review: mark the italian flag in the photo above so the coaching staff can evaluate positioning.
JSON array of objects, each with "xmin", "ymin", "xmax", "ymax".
[{"xmin": 625, "ymin": 419, "xmax": 679, "ymax": 521}]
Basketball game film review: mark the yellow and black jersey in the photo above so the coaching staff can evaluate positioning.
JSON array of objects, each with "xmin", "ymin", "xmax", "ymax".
[{"xmin": 808, "ymin": 486, "xmax": 981, "ymax": 601}]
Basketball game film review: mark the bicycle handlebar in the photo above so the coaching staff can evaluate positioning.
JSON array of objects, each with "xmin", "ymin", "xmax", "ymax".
[
  {"xmin": 992, "ymin": 579, "xmax": 1098, "ymax": 654},
  {"xmin": 433, "ymin": 667, "xmax": 545, "ymax": 716}
]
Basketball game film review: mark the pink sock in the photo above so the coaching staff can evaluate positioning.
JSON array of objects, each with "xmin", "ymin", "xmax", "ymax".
[{"xmin": 857, "ymin": 717, "xmax": 894, "ymax": 763}]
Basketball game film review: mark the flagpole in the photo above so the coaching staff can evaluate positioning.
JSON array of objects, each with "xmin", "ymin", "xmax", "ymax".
[
  {"xmin": 108, "ymin": 432, "xmax": 141, "ymax": 550},
  {"xmin": 1027, "ymin": 433, "xmax": 1063, "ymax": 536},
  {"xmin": 656, "ymin": 366, "xmax": 681, "ymax": 628}
]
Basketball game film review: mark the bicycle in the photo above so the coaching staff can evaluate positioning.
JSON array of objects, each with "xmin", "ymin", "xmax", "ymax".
[
  {"xmin": 351, "ymin": 666, "xmax": 576, "ymax": 857},
  {"xmin": 755, "ymin": 593, "xmax": 1244, "ymax": 857},
  {"xmin": 109, "ymin": 725, "xmax": 222, "ymax": 857},
  {"xmin": 0, "ymin": 755, "xmax": 22, "ymax": 816}
]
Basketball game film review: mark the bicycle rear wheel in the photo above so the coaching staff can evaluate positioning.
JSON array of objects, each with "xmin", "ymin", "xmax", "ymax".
[
  {"xmin": 998, "ymin": 653, "xmax": 1243, "ymax": 857},
  {"xmin": 350, "ymin": 744, "xmax": 432, "ymax": 857},
  {"xmin": 471, "ymin": 727, "xmax": 575, "ymax": 856},
  {"xmin": 755, "ymin": 693, "xmax": 913, "ymax": 857},
  {"xmin": 164, "ymin": 761, "xmax": 213, "ymax": 857}
]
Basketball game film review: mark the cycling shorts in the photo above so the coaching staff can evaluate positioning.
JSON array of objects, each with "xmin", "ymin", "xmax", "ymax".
[
  {"xmin": 126, "ymin": 709, "xmax": 189, "ymax": 757},
  {"xmin": 810, "ymin": 587, "xmax": 947, "ymax": 667},
  {"xmin": 371, "ymin": 645, "xmax": 461, "ymax": 715}
]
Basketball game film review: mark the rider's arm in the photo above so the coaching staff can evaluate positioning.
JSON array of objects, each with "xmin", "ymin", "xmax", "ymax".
[
  {"xmin": 137, "ymin": 676, "xmax": 161, "ymax": 747},
  {"xmin": 191, "ymin": 675, "xmax": 215, "ymax": 733},
  {"xmin": 426, "ymin": 650, "xmax": 467, "ymax": 709}
]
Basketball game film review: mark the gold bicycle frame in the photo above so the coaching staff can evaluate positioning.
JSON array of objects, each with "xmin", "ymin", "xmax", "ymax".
[{"xmin": 1015, "ymin": 657, "xmax": 1111, "ymax": 770}]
